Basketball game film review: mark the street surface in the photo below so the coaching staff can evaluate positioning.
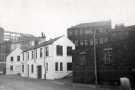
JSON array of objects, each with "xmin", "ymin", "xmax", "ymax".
[{"xmin": 0, "ymin": 75, "xmax": 118, "ymax": 90}]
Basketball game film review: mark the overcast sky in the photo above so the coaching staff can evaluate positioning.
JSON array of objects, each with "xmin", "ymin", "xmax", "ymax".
[{"xmin": 0, "ymin": 0, "xmax": 135, "ymax": 38}]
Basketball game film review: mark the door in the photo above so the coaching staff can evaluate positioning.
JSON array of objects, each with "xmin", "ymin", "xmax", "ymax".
[{"xmin": 37, "ymin": 66, "xmax": 42, "ymax": 79}]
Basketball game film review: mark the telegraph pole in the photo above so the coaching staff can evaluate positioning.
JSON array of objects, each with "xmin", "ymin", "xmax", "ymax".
[{"xmin": 93, "ymin": 30, "xmax": 98, "ymax": 85}]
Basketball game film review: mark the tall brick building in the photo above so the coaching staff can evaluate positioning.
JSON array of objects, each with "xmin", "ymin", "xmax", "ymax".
[{"xmin": 67, "ymin": 21, "xmax": 135, "ymax": 87}]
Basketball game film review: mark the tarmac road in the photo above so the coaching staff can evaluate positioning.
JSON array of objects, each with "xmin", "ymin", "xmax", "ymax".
[{"xmin": 0, "ymin": 75, "xmax": 118, "ymax": 90}]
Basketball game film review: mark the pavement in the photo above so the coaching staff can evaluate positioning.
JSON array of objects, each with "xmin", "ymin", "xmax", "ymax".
[{"xmin": 0, "ymin": 75, "xmax": 120, "ymax": 90}]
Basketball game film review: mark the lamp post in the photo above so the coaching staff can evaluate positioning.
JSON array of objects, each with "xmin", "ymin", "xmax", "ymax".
[{"xmin": 93, "ymin": 30, "xmax": 98, "ymax": 85}]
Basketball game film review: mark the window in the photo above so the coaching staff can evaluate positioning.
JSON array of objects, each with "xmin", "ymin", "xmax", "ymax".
[
  {"xmin": 67, "ymin": 63, "xmax": 72, "ymax": 71},
  {"xmin": 23, "ymin": 53, "xmax": 24, "ymax": 61},
  {"xmin": 60, "ymin": 62, "xmax": 63, "ymax": 71},
  {"xmin": 22, "ymin": 65, "xmax": 24, "ymax": 72},
  {"xmin": 56, "ymin": 45, "xmax": 63, "ymax": 56},
  {"xmin": 55, "ymin": 62, "xmax": 58, "ymax": 71},
  {"xmin": 11, "ymin": 57, "xmax": 13, "ymax": 62},
  {"xmin": 40, "ymin": 48, "xmax": 43, "ymax": 58},
  {"xmin": 31, "ymin": 64, "xmax": 34, "ymax": 73},
  {"xmin": 27, "ymin": 52, "xmax": 29, "ymax": 60},
  {"xmin": 90, "ymin": 39, "xmax": 93, "ymax": 45},
  {"xmin": 46, "ymin": 47, "xmax": 49, "ymax": 56},
  {"xmin": 67, "ymin": 46, "xmax": 72, "ymax": 56},
  {"xmin": 31, "ymin": 51, "xmax": 34, "ymax": 59},
  {"xmin": 84, "ymin": 40, "xmax": 88, "ymax": 46},
  {"xmin": 104, "ymin": 48, "xmax": 112, "ymax": 64},
  {"xmin": 99, "ymin": 38, "xmax": 104, "ymax": 44},
  {"xmin": 35, "ymin": 49, "xmax": 37, "ymax": 59},
  {"xmin": 10, "ymin": 65, "xmax": 13, "ymax": 71},
  {"xmin": 17, "ymin": 56, "xmax": 20, "ymax": 61}
]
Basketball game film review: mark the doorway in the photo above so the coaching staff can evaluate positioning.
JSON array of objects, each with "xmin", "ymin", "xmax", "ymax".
[{"xmin": 37, "ymin": 65, "xmax": 42, "ymax": 79}]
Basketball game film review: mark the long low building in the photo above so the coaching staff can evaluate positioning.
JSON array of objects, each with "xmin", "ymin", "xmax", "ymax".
[{"xmin": 6, "ymin": 36, "xmax": 75, "ymax": 80}]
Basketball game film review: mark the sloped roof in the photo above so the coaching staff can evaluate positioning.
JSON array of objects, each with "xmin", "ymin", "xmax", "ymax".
[{"xmin": 23, "ymin": 35, "xmax": 63, "ymax": 52}]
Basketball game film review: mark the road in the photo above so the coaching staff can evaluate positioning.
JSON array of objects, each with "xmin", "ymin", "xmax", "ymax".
[{"xmin": 0, "ymin": 75, "xmax": 118, "ymax": 90}]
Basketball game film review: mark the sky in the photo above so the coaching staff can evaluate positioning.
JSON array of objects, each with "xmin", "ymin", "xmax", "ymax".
[{"xmin": 0, "ymin": 0, "xmax": 135, "ymax": 39}]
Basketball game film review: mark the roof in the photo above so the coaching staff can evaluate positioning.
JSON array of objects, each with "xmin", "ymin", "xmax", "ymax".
[
  {"xmin": 69, "ymin": 20, "xmax": 111, "ymax": 29},
  {"xmin": 23, "ymin": 35, "xmax": 63, "ymax": 52}
]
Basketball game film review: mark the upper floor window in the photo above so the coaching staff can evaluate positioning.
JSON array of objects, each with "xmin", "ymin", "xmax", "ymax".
[
  {"xmin": 11, "ymin": 57, "xmax": 13, "ymax": 62},
  {"xmin": 46, "ymin": 47, "xmax": 49, "ymax": 56},
  {"xmin": 23, "ymin": 53, "xmax": 24, "ymax": 61},
  {"xmin": 17, "ymin": 56, "xmax": 20, "ymax": 61},
  {"xmin": 67, "ymin": 46, "xmax": 72, "ymax": 56},
  {"xmin": 56, "ymin": 45, "xmax": 63, "ymax": 56},
  {"xmin": 35, "ymin": 49, "xmax": 37, "ymax": 59},
  {"xmin": 27, "ymin": 52, "xmax": 29, "ymax": 60},
  {"xmin": 40, "ymin": 48, "xmax": 43, "ymax": 58},
  {"xmin": 31, "ymin": 51, "xmax": 34, "ymax": 59},
  {"xmin": 104, "ymin": 48, "xmax": 112, "ymax": 64}
]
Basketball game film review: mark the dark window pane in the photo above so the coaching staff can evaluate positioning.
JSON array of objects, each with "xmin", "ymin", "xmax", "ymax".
[
  {"xmin": 31, "ymin": 64, "xmax": 34, "ymax": 73},
  {"xmin": 67, "ymin": 46, "xmax": 72, "ymax": 56},
  {"xmin": 56, "ymin": 45, "xmax": 63, "ymax": 56},
  {"xmin": 10, "ymin": 65, "xmax": 13, "ymax": 71},
  {"xmin": 40, "ymin": 48, "xmax": 43, "ymax": 58},
  {"xmin": 17, "ymin": 56, "xmax": 20, "ymax": 61},
  {"xmin": 11, "ymin": 57, "xmax": 13, "ymax": 62},
  {"xmin": 46, "ymin": 47, "xmax": 49, "ymax": 56},
  {"xmin": 55, "ymin": 62, "xmax": 58, "ymax": 71},
  {"xmin": 60, "ymin": 62, "xmax": 63, "ymax": 71},
  {"xmin": 22, "ymin": 65, "xmax": 24, "ymax": 72},
  {"xmin": 67, "ymin": 63, "xmax": 72, "ymax": 71}
]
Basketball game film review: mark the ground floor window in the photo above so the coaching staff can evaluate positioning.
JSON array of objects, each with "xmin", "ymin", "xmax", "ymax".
[
  {"xmin": 22, "ymin": 65, "xmax": 24, "ymax": 72},
  {"xmin": 60, "ymin": 62, "xmax": 63, "ymax": 71},
  {"xmin": 67, "ymin": 63, "xmax": 72, "ymax": 71},
  {"xmin": 31, "ymin": 64, "xmax": 34, "ymax": 73},
  {"xmin": 10, "ymin": 65, "xmax": 13, "ymax": 71},
  {"xmin": 55, "ymin": 62, "xmax": 58, "ymax": 71}
]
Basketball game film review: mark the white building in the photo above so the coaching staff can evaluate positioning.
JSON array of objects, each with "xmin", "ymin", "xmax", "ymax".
[
  {"xmin": 6, "ymin": 36, "xmax": 75, "ymax": 80},
  {"xmin": 6, "ymin": 48, "xmax": 23, "ymax": 75}
]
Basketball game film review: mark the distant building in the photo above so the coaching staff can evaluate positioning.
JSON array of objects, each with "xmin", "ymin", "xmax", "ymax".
[
  {"xmin": 0, "ymin": 41, "xmax": 11, "ymax": 74},
  {"xmin": 0, "ymin": 27, "xmax": 41, "ymax": 74},
  {"xmin": 6, "ymin": 36, "xmax": 75, "ymax": 80},
  {"xmin": 0, "ymin": 27, "xmax": 35, "ymax": 43},
  {"xmin": 6, "ymin": 48, "xmax": 23, "ymax": 75}
]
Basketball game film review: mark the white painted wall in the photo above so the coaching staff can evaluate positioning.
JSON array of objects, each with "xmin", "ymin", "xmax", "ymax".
[
  {"xmin": 21, "ymin": 36, "xmax": 75, "ymax": 80},
  {"xmin": 6, "ymin": 48, "xmax": 23, "ymax": 75}
]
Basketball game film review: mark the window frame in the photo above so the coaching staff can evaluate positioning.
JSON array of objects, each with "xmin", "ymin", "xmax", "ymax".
[
  {"xmin": 104, "ymin": 48, "xmax": 112, "ymax": 64},
  {"xmin": 55, "ymin": 62, "xmax": 58, "ymax": 71},
  {"xmin": 56, "ymin": 45, "xmax": 63, "ymax": 56},
  {"xmin": 17, "ymin": 55, "xmax": 20, "ymax": 61},
  {"xmin": 11, "ymin": 57, "xmax": 13, "ymax": 62},
  {"xmin": 67, "ymin": 63, "xmax": 72, "ymax": 71},
  {"xmin": 67, "ymin": 46, "xmax": 72, "ymax": 56},
  {"xmin": 40, "ymin": 48, "xmax": 43, "ymax": 58},
  {"xmin": 31, "ymin": 64, "xmax": 34, "ymax": 73},
  {"xmin": 60, "ymin": 62, "xmax": 63, "ymax": 71}
]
